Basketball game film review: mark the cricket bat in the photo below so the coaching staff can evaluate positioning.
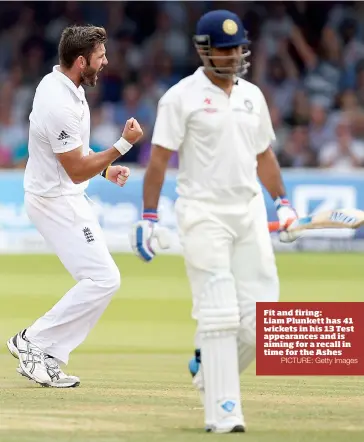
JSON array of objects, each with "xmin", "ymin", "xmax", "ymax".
[{"xmin": 268, "ymin": 208, "xmax": 364, "ymax": 233}]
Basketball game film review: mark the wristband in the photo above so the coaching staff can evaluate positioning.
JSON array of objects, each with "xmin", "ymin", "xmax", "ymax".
[
  {"xmin": 274, "ymin": 195, "xmax": 290, "ymax": 209},
  {"xmin": 101, "ymin": 166, "xmax": 110, "ymax": 179},
  {"xmin": 143, "ymin": 209, "xmax": 158, "ymax": 223},
  {"xmin": 113, "ymin": 137, "xmax": 133, "ymax": 155}
]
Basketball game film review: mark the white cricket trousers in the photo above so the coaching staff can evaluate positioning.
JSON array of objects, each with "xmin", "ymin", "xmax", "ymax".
[
  {"xmin": 24, "ymin": 192, "xmax": 120, "ymax": 364},
  {"xmin": 175, "ymin": 192, "xmax": 279, "ymax": 366}
]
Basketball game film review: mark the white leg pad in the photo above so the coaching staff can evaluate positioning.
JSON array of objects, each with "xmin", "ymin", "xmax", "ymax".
[
  {"xmin": 237, "ymin": 332, "xmax": 256, "ymax": 373},
  {"xmin": 237, "ymin": 299, "xmax": 257, "ymax": 373},
  {"xmin": 238, "ymin": 299, "xmax": 256, "ymax": 348},
  {"xmin": 197, "ymin": 273, "xmax": 244, "ymax": 432}
]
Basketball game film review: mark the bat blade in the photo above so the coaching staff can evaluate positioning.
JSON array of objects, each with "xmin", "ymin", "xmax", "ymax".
[{"xmin": 268, "ymin": 209, "xmax": 364, "ymax": 233}]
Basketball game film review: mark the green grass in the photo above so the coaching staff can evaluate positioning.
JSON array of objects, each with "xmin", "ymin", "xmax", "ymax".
[{"xmin": 0, "ymin": 253, "xmax": 363, "ymax": 442}]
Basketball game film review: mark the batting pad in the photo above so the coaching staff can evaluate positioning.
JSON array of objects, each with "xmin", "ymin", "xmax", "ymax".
[
  {"xmin": 198, "ymin": 273, "xmax": 240, "ymax": 335},
  {"xmin": 237, "ymin": 335, "xmax": 256, "ymax": 374},
  {"xmin": 238, "ymin": 299, "xmax": 257, "ymax": 347},
  {"xmin": 198, "ymin": 274, "xmax": 243, "ymax": 429},
  {"xmin": 236, "ymin": 298, "xmax": 257, "ymax": 373}
]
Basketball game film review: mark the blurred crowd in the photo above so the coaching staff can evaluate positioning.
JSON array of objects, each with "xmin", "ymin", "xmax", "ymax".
[{"xmin": 1, "ymin": 1, "xmax": 364, "ymax": 170}]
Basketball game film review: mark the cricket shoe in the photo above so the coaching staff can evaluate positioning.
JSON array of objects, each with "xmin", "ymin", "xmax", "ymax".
[
  {"xmin": 7, "ymin": 330, "xmax": 80, "ymax": 388},
  {"xmin": 205, "ymin": 417, "xmax": 246, "ymax": 433},
  {"xmin": 189, "ymin": 350, "xmax": 246, "ymax": 433},
  {"xmin": 188, "ymin": 349, "xmax": 205, "ymax": 405}
]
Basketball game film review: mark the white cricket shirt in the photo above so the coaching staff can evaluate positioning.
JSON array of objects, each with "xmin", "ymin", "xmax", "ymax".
[
  {"xmin": 152, "ymin": 67, "xmax": 276, "ymax": 204},
  {"xmin": 24, "ymin": 66, "xmax": 91, "ymax": 197}
]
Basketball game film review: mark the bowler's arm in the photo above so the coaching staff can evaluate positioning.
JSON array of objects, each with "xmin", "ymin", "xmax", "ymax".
[
  {"xmin": 143, "ymin": 145, "xmax": 174, "ymax": 210},
  {"xmin": 58, "ymin": 146, "xmax": 125, "ymax": 184},
  {"xmin": 257, "ymin": 147, "xmax": 286, "ymax": 199},
  {"xmin": 47, "ymin": 106, "xmax": 141, "ymax": 184}
]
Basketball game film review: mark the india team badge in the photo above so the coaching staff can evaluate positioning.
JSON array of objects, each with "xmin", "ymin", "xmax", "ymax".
[{"xmin": 222, "ymin": 19, "xmax": 238, "ymax": 35}]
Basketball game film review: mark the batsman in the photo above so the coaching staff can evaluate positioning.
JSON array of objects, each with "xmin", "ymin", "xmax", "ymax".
[{"xmin": 131, "ymin": 10, "xmax": 299, "ymax": 433}]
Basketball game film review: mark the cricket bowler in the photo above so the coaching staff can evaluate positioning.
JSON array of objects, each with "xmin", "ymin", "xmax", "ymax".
[
  {"xmin": 6, "ymin": 25, "xmax": 143, "ymax": 388},
  {"xmin": 130, "ymin": 10, "xmax": 298, "ymax": 433}
]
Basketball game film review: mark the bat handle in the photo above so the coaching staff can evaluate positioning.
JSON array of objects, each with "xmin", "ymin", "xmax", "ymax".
[
  {"xmin": 268, "ymin": 218, "xmax": 296, "ymax": 233},
  {"xmin": 268, "ymin": 221, "xmax": 280, "ymax": 232}
]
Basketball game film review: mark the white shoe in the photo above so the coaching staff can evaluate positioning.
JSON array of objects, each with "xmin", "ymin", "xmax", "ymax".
[
  {"xmin": 189, "ymin": 350, "xmax": 246, "ymax": 433},
  {"xmin": 206, "ymin": 416, "xmax": 246, "ymax": 433},
  {"xmin": 7, "ymin": 330, "xmax": 80, "ymax": 388}
]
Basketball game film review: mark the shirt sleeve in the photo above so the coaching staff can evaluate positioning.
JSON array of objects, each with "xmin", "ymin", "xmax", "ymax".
[
  {"xmin": 45, "ymin": 105, "xmax": 83, "ymax": 154},
  {"xmin": 255, "ymin": 91, "xmax": 276, "ymax": 154},
  {"xmin": 151, "ymin": 89, "xmax": 185, "ymax": 152}
]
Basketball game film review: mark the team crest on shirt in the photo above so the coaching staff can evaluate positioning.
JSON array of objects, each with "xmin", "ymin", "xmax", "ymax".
[
  {"xmin": 244, "ymin": 99, "xmax": 253, "ymax": 112},
  {"xmin": 203, "ymin": 97, "xmax": 217, "ymax": 113}
]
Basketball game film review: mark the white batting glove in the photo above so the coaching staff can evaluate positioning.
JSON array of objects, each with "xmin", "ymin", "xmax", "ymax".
[
  {"xmin": 274, "ymin": 197, "xmax": 300, "ymax": 243},
  {"xmin": 129, "ymin": 210, "xmax": 171, "ymax": 262}
]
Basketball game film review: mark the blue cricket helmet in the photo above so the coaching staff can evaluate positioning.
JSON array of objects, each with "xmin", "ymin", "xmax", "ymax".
[
  {"xmin": 193, "ymin": 10, "xmax": 251, "ymax": 78},
  {"xmin": 196, "ymin": 10, "xmax": 250, "ymax": 48}
]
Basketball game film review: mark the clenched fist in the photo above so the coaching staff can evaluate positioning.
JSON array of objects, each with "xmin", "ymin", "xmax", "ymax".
[
  {"xmin": 122, "ymin": 118, "xmax": 143, "ymax": 145},
  {"xmin": 106, "ymin": 165, "xmax": 130, "ymax": 187}
]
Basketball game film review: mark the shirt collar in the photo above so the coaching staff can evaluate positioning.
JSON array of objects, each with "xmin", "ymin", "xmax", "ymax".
[
  {"xmin": 52, "ymin": 65, "xmax": 85, "ymax": 101},
  {"xmin": 194, "ymin": 67, "xmax": 239, "ymax": 92}
]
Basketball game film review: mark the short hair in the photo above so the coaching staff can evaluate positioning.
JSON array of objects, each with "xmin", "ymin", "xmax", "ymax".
[{"xmin": 58, "ymin": 25, "xmax": 107, "ymax": 69}]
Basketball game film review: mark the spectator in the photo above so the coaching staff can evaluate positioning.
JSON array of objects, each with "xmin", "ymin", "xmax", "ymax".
[
  {"xmin": 338, "ymin": 18, "xmax": 364, "ymax": 69},
  {"xmin": 260, "ymin": 2, "xmax": 305, "ymax": 57},
  {"xmin": 113, "ymin": 83, "xmax": 156, "ymax": 163},
  {"xmin": 264, "ymin": 41, "xmax": 299, "ymax": 119},
  {"xmin": 319, "ymin": 117, "xmax": 364, "ymax": 169},
  {"xmin": 254, "ymin": 1, "xmax": 315, "ymax": 84},
  {"xmin": 138, "ymin": 71, "xmax": 167, "ymax": 109},
  {"xmin": 308, "ymin": 100, "xmax": 336, "ymax": 153},
  {"xmin": 142, "ymin": 10, "xmax": 189, "ymax": 69},
  {"xmin": 45, "ymin": 2, "xmax": 84, "ymax": 45},
  {"xmin": 6, "ymin": 64, "xmax": 34, "ymax": 124},
  {"xmin": 155, "ymin": 53, "xmax": 182, "ymax": 90},
  {"xmin": 113, "ymin": 83, "xmax": 155, "ymax": 141},
  {"xmin": 99, "ymin": 54, "xmax": 130, "ymax": 104},
  {"xmin": 106, "ymin": 2, "xmax": 137, "ymax": 38},
  {"xmin": 284, "ymin": 90, "xmax": 310, "ymax": 127},
  {"xmin": 114, "ymin": 29, "xmax": 143, "ymax": 73},
  {"xmin": 337, "ymin": 18, "xmax": 364, "ymax": 90},
  {"xmin": 0, "ymin": 1, "xmax": 363, "ymax": 171},
  {"xmin": 0, "ymin": 102, "xmax": 27, "ymax": 167},
  {"xmin": 303, "ymin": 27, "xmax": 342, "ymax": 109},
  {"xmin": 355, "ymin": 61, "xmax": 364, "ymax": 108},
  {"xmin": 269, "ymin": 106, "xmax": 290, "ymax": 153},
  {"xmin": 90, "ymin": 107, "xmax": 121, "ymax": 153},
  {"xmin": 325, "ymin": 3, "xmax": 364, "ymax": 40},
  {"xmin": 277, "ymin": 125, "xmax": 316, "ymax": 168},
  {"xmin": 338, "ymin": 89, "xmax": 361, "ymax": 113}
]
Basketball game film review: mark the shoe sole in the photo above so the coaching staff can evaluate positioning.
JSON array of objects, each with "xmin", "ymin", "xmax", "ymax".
[
  {"xmin": 230, "ymin": 425, "xmax": 245, "ymax": 433},
  {"xmin": 206, "ymin": 425, "xmax": 246, "ymax": 433},
  {"xmin": 7, "ymin": 337, "xmax": 80, "ymax": 389},
  {"xmin": 16, "ymin": 366, "xmax": 49, "ymax": 387},
  {"xmin": 16, "ymin": 367, "xmax": 80, "ymax": 388}
]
